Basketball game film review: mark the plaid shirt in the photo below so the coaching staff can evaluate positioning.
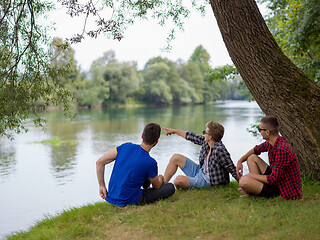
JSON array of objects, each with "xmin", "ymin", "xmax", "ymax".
[
  {"xmin": 186, "ymin": 131, "xmax": 237, "ymax": 185},
  {"xmin": 254, "ymin": 136, "xmax": 302, "ymax": 199}
]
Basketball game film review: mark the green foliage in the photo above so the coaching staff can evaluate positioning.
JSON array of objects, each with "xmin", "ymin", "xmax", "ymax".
[
  {"xmin": 85, "ymin": 53, "xmax": 112, "ymax": 106},
  {"xmin": 61, "ymin": 0, "xmax": 209, "ymax": 50},
  {"xmin": 207, "ymin": 64, "xmax": 252, "ymax": 100},
  {"xmin": 40, "ymin": 137, "xmax": 78, "ymax": 148},
  {"xmin": 206, "ymin": 64, "xmax": 238, "ymax": 82},
  {"xmin": 50, "ymin": 38, "xmax": 79, "ymax": 87},
  {"xmin": 103, "ymin": 61, "xmax": 139, "ymax": 104},
  {"xmin": 178, "ymin": 78, "xmax": 200, "ymax": 103},
  {"xmin": 181, "ymin": 60, "xmax": 204, "ymax": 102},
  {"xmin": 0, "ymin": 1, "xmax": 74, "ymax": 139},
  {"xmin": 142, "ymin": 62, "xmax": 173, "ymax": 104},
  {"xmin": 140, "ymin": 50, "xmax": 232, "ymax": 105},
  {"xmin": 190, "ymin": 44, "xmax": 210, "ymax": 76},
  {"xmin": 247, "ymin": 118, "xmax": 264, "ymax": 137},
  {"xmin": 51, "ymin": 45, "xmax": 236, "ymax": 107},
  {"xmin": 261, "ymin": 0, "xmax": 320, "ymax": 83},
  {"xmin": 70, "ymin": 50, "xmax": 140, "ymax": 106}
]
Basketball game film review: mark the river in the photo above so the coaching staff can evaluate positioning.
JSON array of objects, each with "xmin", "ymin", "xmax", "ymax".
[{"xmin": 0, "ymin": 100, "xmax": 267, "ymax": 238}]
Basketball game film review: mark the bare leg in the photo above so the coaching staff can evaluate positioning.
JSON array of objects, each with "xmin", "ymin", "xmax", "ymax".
[
  {"xmin": 173, "ymin": 175, "xmax": 190, "ymax": 189},
  {"xmin": 239, "ymin": 175, "xmax": 264, "ymax": 196},
  {"xmin": 164, "ymin": 154, "xmax": 187, "ymax": 183},
  {"xmin": 247, "ymin": 154, "xmax": 268, "ymax": 174},
  {"xmin": 238, "ymin": 154, "xmax": 268, "ymax": 197}
]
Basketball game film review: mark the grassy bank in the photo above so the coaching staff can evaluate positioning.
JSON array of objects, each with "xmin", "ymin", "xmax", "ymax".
[{"xmin": 7, "ymin": 181, "xmax": 320, "ymax": 240}]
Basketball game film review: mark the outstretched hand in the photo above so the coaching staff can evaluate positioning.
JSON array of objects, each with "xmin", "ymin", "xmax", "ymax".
[{"xmin": 163, "ymin": 128, "xmax": 175, "ymax": 136}]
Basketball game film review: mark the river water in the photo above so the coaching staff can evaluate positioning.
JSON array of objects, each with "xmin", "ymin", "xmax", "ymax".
[{"xmin": 0, "ymin": 100, "xmax": 267, "ymax": 238}]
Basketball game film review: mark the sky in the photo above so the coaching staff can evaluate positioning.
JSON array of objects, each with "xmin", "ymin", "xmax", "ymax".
[{"xmin": 49, "ymin": 2, "xmax": 267, "ymax": 71}]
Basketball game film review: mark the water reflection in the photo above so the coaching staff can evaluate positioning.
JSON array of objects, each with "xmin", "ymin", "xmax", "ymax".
[
  {"xmin": 87, "ymin": 105, "xmax": 234, "ymax": 159},
  {"xmin": 45, "ymin": 116, "xmax": 85, "ymax": 185},
  {"xmin": 49, "ymin": 144, "xmax": 77, "ymax": 185},
  {"xmin": 0, "ymin": 142, "xmax": 16, "ymax": 181}
]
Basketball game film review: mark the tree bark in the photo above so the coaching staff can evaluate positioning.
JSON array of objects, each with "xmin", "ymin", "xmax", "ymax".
[{"xmin": 210, "ymin": 0, "xmax": 320, "ymax": 179}]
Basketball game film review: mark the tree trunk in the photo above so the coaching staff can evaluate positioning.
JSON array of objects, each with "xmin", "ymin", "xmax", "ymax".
[{"xmin": 210, "ymin": 0, "xmax": 320, "ymax": 179}]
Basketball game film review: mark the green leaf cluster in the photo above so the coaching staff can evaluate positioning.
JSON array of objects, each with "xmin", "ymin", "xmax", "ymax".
[
  {"xmin": 261, "ymin": 0, "xmax": 320, "ymax": 83},
  {"xmin": 0, "ymin": 1, "xmax": 75, "ymax": 139},
  {"xmin": 61, "ymin": 0, "xmax": 209, "ymax": 50},
  {"xmin": 207, "ymin": 64, "xmax": 252, "ymax": 101}
]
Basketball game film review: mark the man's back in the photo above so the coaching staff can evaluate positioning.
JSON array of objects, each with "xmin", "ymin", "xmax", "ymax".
[{"xmin": 106, "ymin": 142, "xmax": 158, "ymax": 206}]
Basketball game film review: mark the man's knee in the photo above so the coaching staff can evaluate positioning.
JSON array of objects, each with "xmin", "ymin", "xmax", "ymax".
[
  {"xmin": 239, "ymin": 175, "xmax": 251, "ymax": 190},
  {"xmin": 247, "ymin": 154, "xmax": 268, "ymax": 174},
  {"xmin": 156, "ymin": 183, "xmax": 175, "ymax": 199},
  {"xmin": 174, "ymin": 175, "xmax": 189, "ymax": 189},
  {"xmin": 173, "ymin": 176, "xmax": 183, "ymax": 186},
  {"xmin": 170, "ymin": 154, "xmax": 186, "ymax": 166},
  {"xmin": 247, "ymin": 154, "xmax": 259, "ymax": 164},
  {"xmin": 239, "ymin": 175, "xmax": 264, "ymax": 195},
  {"xmin": 171, "ymin": 153, "xmax": 184, "ymax": 161}
]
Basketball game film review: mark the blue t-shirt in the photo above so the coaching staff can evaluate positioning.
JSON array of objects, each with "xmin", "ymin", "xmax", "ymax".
[{"xmin": 105, "ymin": 142, "xmax": 158, "ymax": 206}]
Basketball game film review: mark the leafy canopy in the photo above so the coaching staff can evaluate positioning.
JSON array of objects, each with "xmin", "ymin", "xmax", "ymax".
[
  {"xmin": 0, "ymin": 0, "xmax": 75, "ymax": 139},
  {"xmin": 58, "ymin": 0, "xmax": 209, "ymax": 50},
  {"xmin": 260, "ymin": 0, "xmax": 320, "ymax": 83}
]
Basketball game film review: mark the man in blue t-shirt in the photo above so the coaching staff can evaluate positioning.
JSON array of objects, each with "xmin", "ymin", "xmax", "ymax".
[{"xmin": 96, "ymin": 123, "xmax": 175, "ymax": 206}]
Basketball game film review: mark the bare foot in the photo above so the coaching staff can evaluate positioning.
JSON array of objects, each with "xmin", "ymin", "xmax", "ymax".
[
  {"xmin": 240, "ymin": 194, "xmax": 250, "ymax": 198},
  {"xmin": 238, "ymin": 187, "xmax": 252, "ymax": 198}
]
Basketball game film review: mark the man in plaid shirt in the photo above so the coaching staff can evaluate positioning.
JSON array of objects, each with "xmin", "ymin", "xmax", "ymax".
[
  {"xmin": 163, "ymin": 121, "xmax": 239, "ymax": 189},
  {"xmin": 237, "ymin": 116, "xmax": 302, "ymax": 199}
]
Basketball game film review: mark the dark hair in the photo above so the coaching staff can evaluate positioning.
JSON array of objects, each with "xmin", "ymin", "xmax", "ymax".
[
  {"xmin": 261, "ymin": 116, "xmax": 279, "ymax": 133},
  {"xmin": 206, "ymin": 121, "xmax": 224, "ymax": 142},
  {"xmin": 142, "ymin": 123, "xmax": 161, "ymax": 145}
]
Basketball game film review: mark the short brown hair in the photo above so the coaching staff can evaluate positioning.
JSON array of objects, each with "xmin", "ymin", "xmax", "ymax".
[
  {"xmin": 206, "ymin": 121, "xmax": 224, "ymax": 142},
  {"xmin": 142, "ymin": 123, "xmax": 161, "ymax": 145},
  {"xmin": 261, "ymin": 116, "xmax": 279, "ymax": 133}
]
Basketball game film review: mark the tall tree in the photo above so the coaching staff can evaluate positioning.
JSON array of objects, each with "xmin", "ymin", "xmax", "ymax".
[
  {"xmin": 0, "ymin": 0, "xmax": 73, "ymax": 139},
  {"xmin": 142, "ymin": 62, "xmax": 173, "ymax": 104},
  {"xmin": 190, "ymin": 45, "xmax": 211, "ymax": 77},
  {"xmin": 143, "ymin": 57, "xmax": 199, "ymax": 104},
  {"xmin": 181, "ymin": 61, "xmax": 204, "ymax": 102},
  {"xmin": 103, "ymin": 60, "xmax": 139, "ymax": 104},
  {"xmin": 210, "ymin": 0, "xmax": 320, "ymax": 177},
  {"xmin": 50, "ymin": 37, "xmax": 79, "ymax": 88}
]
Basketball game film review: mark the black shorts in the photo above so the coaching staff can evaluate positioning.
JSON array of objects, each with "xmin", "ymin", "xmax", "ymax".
[{"xmin": 258, "ymin": 166, "xmax": 280, "ymax": 198}]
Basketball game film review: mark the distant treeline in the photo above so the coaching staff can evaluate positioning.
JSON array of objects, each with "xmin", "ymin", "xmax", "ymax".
[{"xmin": 51, "ymin": 39, "xmax": 250, "ymax": 108}]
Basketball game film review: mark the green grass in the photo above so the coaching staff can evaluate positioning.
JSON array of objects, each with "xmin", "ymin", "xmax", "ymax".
[
  {"xmin": 7, "ymin": 181, "xmax": 320, "ymax": 240},
  {"xmin": 40, "ymin": 137, "xmax": 78, "ymax": 148}
]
